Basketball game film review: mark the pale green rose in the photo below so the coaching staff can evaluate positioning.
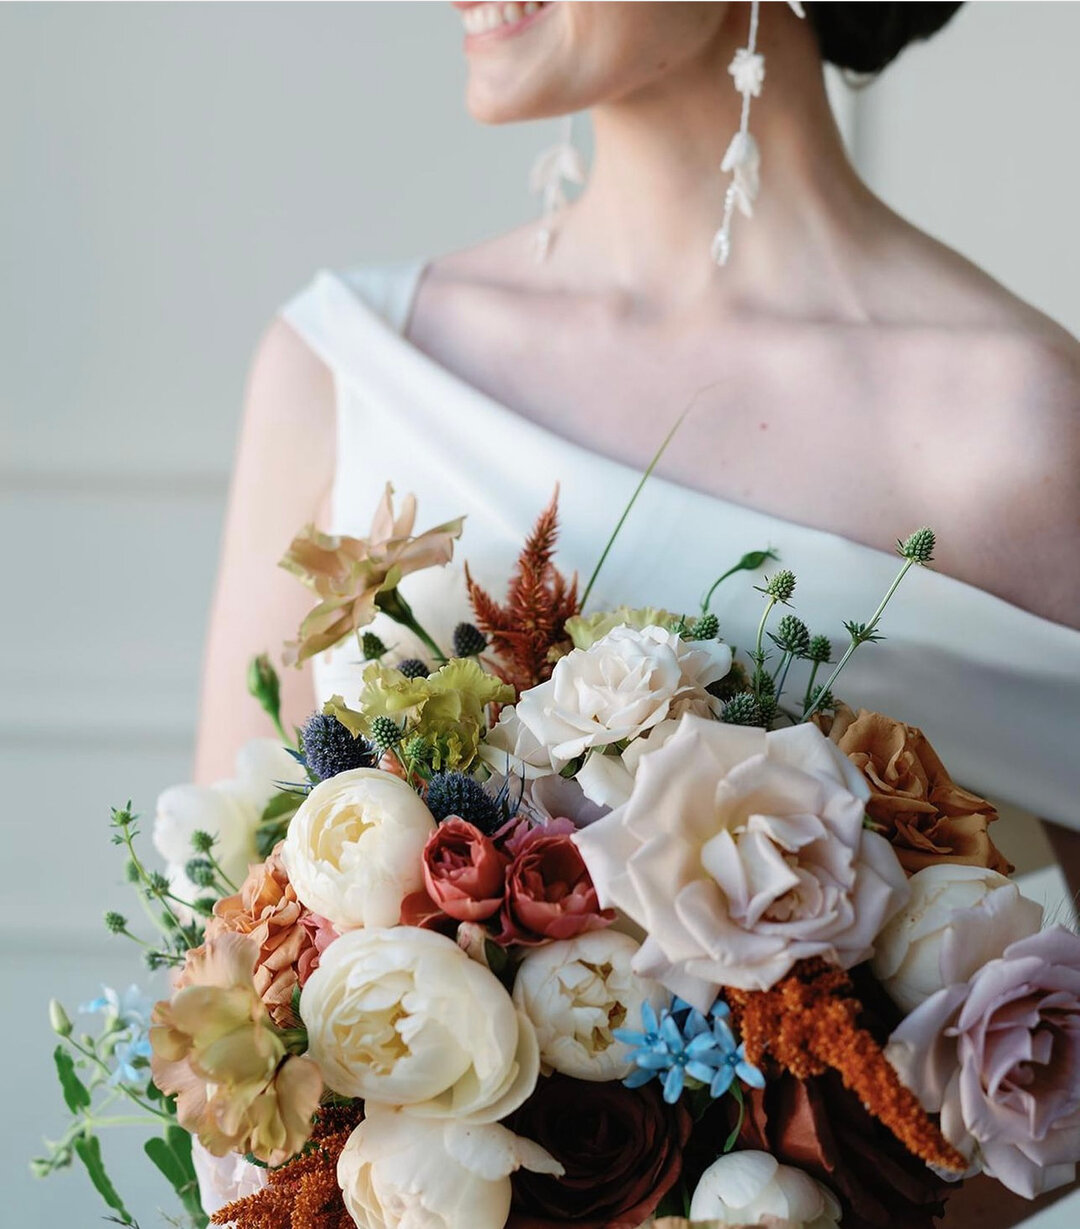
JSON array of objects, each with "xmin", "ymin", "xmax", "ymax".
[{"xmin": 564, "ymin": 606, "xmax": 683, "ymax": 650}]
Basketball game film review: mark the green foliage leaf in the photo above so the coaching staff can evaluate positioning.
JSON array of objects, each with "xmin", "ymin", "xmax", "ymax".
[
  {"xmin": 53, "ymin": 1045, "xmax": 91, "ymax": 1114},
  {"xmin": 74, "ymin": 1134, "xmax": 132, "ymax": 1222},
  {"xmin": 145, "ymin": 1129, "xmax": 207, "ymax": 1228},
  {"xmin": 261, "ymin": 789, "xmax": 303, "ymax": 824}
]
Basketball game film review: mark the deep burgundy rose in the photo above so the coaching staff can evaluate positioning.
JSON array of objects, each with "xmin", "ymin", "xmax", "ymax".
[
  {"xmin": 422, "ymin": 817, "xmax": 508, "ymax": 922},
  {"xmin": 506, "ymin": 1075, "xmax": 691, "ymax": 1229},
  {"xmin": 498, "ymin": 824, "xmax": 614, "ymax": 946}
]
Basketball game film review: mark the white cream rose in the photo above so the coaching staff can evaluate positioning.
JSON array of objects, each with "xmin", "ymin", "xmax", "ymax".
[
  {"xmin": 689, "ymin": 1151, "xmax": 842, "ymax": 1228},
  {"xmin": 301, "ymin": 926, "xmax": 539, "ymax": 1121},
  {"xmin": 481, "ymin": 624, "xmax": 731, "ymax": 804},
  {"xmin": 872, "ymin": 863, "xmax": 1043, "ymax": 1013},
  {"xmin": 337, "ymin": 1103, "xmax": 562, "ymax": 1229},
  {"xmin": 512, "ymin": 930, "xmax": 668, "ymax": 1081},
  {"xmin": 281, "ymin": 767, "xmax": 434, "ymax": 931},
  {"xmin": 575, "ymin": 715, "xmax": 909, "ymax": 1007},
  {"xmin": 154, "ymin": 739, "xmax": 302, "ymax": 920}
]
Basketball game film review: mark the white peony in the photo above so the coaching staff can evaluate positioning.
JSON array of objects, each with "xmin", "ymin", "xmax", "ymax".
[
  {"xmin": 301, "ymin": 926, "xmax": 539, "ymax": 1122},
  {"xmin": 337, "ymin": 1103, "xmax": 562, "ymax": 1229},
  {"xmin": 153, "ymin": 739, "xmax": 301, "ymax": 920},
  {"xmin": 281, "ymin": 767, "xmax": 435, "ymax": 931},
  {"xmin": 481, "ymin": 624, "xmax": 731, "ymax": 804},
  {"xmin": 872, "ymin": 864, "xmax": 1043, "ymax": 1013},
  {"xmin": 575, "ymin": 715, "xmax": 908, "ymax": 1008},
  {"xmin": 512, "ymin": 930, "xmax": 668, "ymax": 1081},
  {"xmin": 689, "ymin": 1151, "xmax": 842, "ymax": 1228}
]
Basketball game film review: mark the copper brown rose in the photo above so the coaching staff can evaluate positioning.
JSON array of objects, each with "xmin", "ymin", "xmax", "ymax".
[
  {"xmin": 506, "ymin": 1074, "xmax": 691, "ymax": 1229},
  {"xmin": 824, "ymin": 706, "xmax": 1010, "ymax": 876}
]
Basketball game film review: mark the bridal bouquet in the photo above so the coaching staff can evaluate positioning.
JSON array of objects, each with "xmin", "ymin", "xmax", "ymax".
[{"xmin": 38, "ymin": 484, "xmax": 1080, "ymax": 1229}]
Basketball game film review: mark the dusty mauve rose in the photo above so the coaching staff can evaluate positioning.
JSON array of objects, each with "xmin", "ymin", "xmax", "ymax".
[
  {"xmin": 499, "ymin": 820, "xmax": 614, "ymax": 946},
  {"xmin": 823, "ymin": 707, "xmax": 1010, "ymax": 876},
  {"xmin": 423, "ymin": 818, "xmax": 509, "ymax": 922},
  {"xmin": 886, "ymin": 925, "xmax": 1080, "ymax": 1198},
  {"xmin": 297, "ymin": 912, "xmax": 338, "ymax": 985},
  {"xmin": 203, "ymin": 845, "xmax": 315, "ymax": 1027},
  {"xmin": 506, "ymin": 1074, "xmax": 691, "ymax": 1229}
]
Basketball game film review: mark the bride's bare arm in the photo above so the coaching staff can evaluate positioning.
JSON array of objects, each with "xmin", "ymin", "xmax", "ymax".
[{"xmin": 193, "ymin": 318, "xmax": 335, "ymax": 783}]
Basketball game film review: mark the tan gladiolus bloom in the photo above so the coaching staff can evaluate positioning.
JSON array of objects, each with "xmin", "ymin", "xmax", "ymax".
[
  {"xmin": 280, "ymin": 484, "xmax": 464, "ymax": 664},
  {"xmin": 150, "ymin": 932, "xmax": 322, "ymax": 1166}
]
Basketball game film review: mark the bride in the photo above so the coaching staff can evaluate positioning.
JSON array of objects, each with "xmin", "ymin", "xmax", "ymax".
[{"xmin": 194, "ymin": 3, "xmax": 1080, "ymax": 1225}]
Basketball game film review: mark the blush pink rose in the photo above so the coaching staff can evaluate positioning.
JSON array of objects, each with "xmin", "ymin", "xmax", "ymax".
[
  {"xmin": 886, "ymin": 925, "xmax": 1080, "ymax": 1198},
  {"xmin": 574, "ymin": 715, "xmax": 908, "ymax": 1009},
  {"xmin": 422, "ymin": 818, "xmax": 509, "ymax": 922},
  {"xmin": 498, "ymin": 822, "xmax": 614, "ymax": 946},
  {"xmin": 297, "ymin": 912, "xmax": 339, "ymax": 986}
]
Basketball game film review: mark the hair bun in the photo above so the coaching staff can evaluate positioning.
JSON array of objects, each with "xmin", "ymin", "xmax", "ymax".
[{"xmin": 804, "ymin": 2, "xmax": 964, "ymax": 75}]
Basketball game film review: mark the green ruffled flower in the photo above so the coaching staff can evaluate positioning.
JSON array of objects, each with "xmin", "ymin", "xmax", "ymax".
[
  {"xmin": 325, "ymin": 658, "xmax": 513, "ymax": 773},
  {"xmin": 564, "ymin": 606, "xmax": 683, "ymax": 650}
]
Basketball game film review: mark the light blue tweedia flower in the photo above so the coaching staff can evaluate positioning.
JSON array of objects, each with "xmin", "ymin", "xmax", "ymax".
[
  {"xmin": 613, "ymin": 996, "xmax": 764, "ymax": 1105},
  {"xmin": 80, "ymin": 985, "xmax": 154, "ymax": 1085}
]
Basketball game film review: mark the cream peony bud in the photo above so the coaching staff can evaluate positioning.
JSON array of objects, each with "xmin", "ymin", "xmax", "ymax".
[
  {"xmin": 301, "ymin": 926, "xmax": 539, "ymax": 1122},
  {"xmin": 281, "ymin": 768, "xmax": 435, "ymax": 931},
  {"xmin": 872, "ymin": 864, "xmax": 1043, "ymax": 1013},
  {"xmin": 337, "ymin": 1103, "xmax": 563, "ymax": 1229},
  {"xmin": 513, "ymin": 930, "xmax": 668, "ymax": 1081},
  {"xmin": 689, "ymin": 1151, "xmax": 841, "ymax": 1228}
]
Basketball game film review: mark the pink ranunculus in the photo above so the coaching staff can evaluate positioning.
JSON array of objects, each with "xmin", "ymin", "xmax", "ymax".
[
  {"xmin": 886, "ymin": 925, "xmax": 1080, "ymax": 1198},
  {"xmin": 423, "ymin": 818, "xmax": 509, "ymax": 922},
  {"xmin": 498, "ymin": 822, "xmax": 615, "ymax": 946},
  {"xmin": 574, "ymin": 715, "xmax": 909, "ymax": 1009}
]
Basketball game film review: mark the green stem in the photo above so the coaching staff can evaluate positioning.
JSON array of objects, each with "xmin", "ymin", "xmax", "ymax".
[
  {"xmin": 581, "ymin": 399, "xmax": 697, "ymax": 611},
  {"xmin": 773, "ymin": 651, "xmax": 795, "ymax": 703},
  {"xmin": 120, "ymin": 827, "xmax": 186, "ymax": 938},
  {"xmin": 700, "ymin": 548, "xmax": 780, "ymax": 615},
  {"xmin": 377, "ymin": 589, "xmax": 446, "ymax": 663},
  {"xmin": 64, "ymin": 1038, "xmax": 172, "ymax": 1123},
  {"xmin": 801, "ymin": 659, "xmax": 822, "ymax": 715},
  {"xmin": 801, "ymin": 557, "xmax": 916, "ymax": 722}
]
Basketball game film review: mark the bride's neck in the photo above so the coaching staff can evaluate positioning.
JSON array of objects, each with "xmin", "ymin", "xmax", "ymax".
[{"xmin": 554, "ymin": 5, "xmax": 871, "ymax": 314}]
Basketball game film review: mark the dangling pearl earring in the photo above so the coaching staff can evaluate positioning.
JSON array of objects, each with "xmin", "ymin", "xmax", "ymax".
[
  {"xmin": 529, "ymin": 113, "xmax": 586, "ymax": 263},
  {"xmin": 711, "ymin": 0, "xmax": 805, "ymax": 266}
]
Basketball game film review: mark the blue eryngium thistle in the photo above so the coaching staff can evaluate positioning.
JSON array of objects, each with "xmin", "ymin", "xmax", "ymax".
[
  {"xmin": 452, "ymin": 622, "xmax": 488, "ymax": 658},
  {"xmin": 397, "ymin": 658, "xmax": 429, "ymax": 680},
  {"xmin": 769, "ymin": 613, "xmax": 810, "ymax": 657},
  {"xmin": 426, "ymin": 771, "xmax": 501, "ymax": 834},
  {"xmin": 361, "ymin": 631, "xmax": 388, "ymax": 660},
  {"xmin": 614, "ymin": 998, "xmax": 764, "ymax": 1105},
  {"xmin": 301, "ymin": 711, "xmax": 377, "ymax": 780}
]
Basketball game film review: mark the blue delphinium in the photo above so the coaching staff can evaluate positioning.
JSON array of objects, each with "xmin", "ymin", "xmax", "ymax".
[{"xmin": 614, "ymin": 996, "xmax": 764, "ymax": 1105}]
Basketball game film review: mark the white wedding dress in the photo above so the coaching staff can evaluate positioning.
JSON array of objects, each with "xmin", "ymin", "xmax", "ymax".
[
  {"xmin": 282, "ymin": 263, "xmax": 1080, "ymax": 890},
  {"xmin": 282, "ymin": 261, "xmax": 1080, "ymax": 1227}
]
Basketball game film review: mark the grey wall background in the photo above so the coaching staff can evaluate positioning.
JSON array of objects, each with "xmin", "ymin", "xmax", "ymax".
[{"xmin": 2, "ymin": 3, "xmax": 1078, "ymax": 1226}]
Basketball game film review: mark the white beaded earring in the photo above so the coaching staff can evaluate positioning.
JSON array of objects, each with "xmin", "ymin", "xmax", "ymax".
[
  {"xmin": 711, "ymin": 0, "xmax": 806, "ymax": 266},
  {"xmin": 529, "ymin": 113, "xmax": 586, "ymax": 263}
]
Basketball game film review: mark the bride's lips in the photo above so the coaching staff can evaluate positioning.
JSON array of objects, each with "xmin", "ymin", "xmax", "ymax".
[{"xmin": 453, "ymin": 1, "xmax": 554, "ymax": 49}]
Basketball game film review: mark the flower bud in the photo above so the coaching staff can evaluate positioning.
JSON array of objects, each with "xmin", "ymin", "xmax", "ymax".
[
  {"xmin": 49, "ymin": 999, "xmax": 73, "ymax": 1037},
  {"xmin": 899, "ymin": 527, "xmax": 936, "ymax": 564},
  {"xmin": 247, "ymin": 653, "xmax": 281, "ymax": 722}
]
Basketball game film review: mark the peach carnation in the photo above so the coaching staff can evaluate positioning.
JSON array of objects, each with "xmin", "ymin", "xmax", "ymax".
[{"xmin": 205, "ymin": 845, "xmax": 320, "ymax": 1027}]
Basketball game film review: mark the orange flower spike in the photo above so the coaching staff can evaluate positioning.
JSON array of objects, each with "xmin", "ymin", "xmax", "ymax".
[{"xmin": 727, "ymin": 961, "xmax": 968, "ymax": 1175}]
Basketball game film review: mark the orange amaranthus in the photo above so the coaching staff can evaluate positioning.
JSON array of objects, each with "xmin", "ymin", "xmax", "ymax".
[
  {"xmin": 212, "ymin": 1103, "xmax": 364, "ymax": 1229},
  {"xmin": 465, "ymin": 488, "xmax": 579, "ymax": 694},
  {"xmin": 725, "ymin": 959, "xmax": 967, "ymax": 1175}
]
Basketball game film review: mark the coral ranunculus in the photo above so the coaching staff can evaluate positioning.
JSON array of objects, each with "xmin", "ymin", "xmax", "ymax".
[
  {"xmin": 423, "ymin": 817, "xmax": 509, "ymax": 922},
  {"xmin": 499, "ymin": 821, "xmax": 614, "ymax": 945},
  {"xmin": 506, "ymin": 1074, "xmax": 691, "ymax": 1229},
  {"xmin": 824, "ymin": 707, "xmax": 1010, "ymax": 876}
]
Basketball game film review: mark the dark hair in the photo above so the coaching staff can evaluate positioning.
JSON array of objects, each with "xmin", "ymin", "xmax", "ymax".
[{"xmin": 803, "ymin": 3, "xmax": 964, "ymax": 75}]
